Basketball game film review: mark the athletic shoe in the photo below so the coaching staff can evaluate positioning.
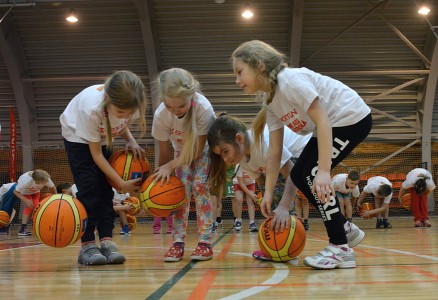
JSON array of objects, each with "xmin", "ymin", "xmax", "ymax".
[
  {"xmin": 216, "ymin": 220, "xmax": 223, "ymax": 227},
  {"xmin": 345, "ymin": 221, "xmax": 365, "ymax": 248},
  {"xmin": 190, "ymin": 242, "xmax": 213, "ymax": 261},
  {"xmin": 153, "ymin": 228, "xmax": 160, "ymax": 234},
  {"xmin": 166, "ymin": 227, "xmax": 173, "ymax": 234},
  {"xmin": 423, "ymin": 219, "xmax": 432, "ymax": 227},
  {"xmin": 303, "ymin": 244, "xmax": 356, "ymax": 270},
  {"xmin": 78, "ymin": 243, "xmax": 107, "ymax": 265},
  {"xmin": 18, "ymin": 227, "xmax": 31, "ymax": 236},
  {"xmin": 249, "ymin": 222, "xmax": 258, "ymax": 232},
  {"xmin": 414, "ymin": 220, "xmax": 423, "ymax": 227},
  {"xmin": 252, "ymin": 250, "xmax": 272, "ymax": 261},
  {"xmin": 164, "ymin": 242, "xmax": 184, "ymax": 262},
  {"xmin": 100, "ymin": 240, "xmax": 126, "ymax": 264},
  {"xmin": 234, "ymin": 220, "xmax": 242, "ymax": 231},
  {"xmin": 303, "ymin": 219, "xmax": 310, "ymax": 231},
  {"xmin": 383, "ymin": 219, "xmax": 392, "ymax": 228},
  {"xmin": 376, "ymin": 219, "xmax": 384, "ymax": 229},
  {"xmin": 120, "ymin": 224, "xmax": 130, "ymax": 235}
]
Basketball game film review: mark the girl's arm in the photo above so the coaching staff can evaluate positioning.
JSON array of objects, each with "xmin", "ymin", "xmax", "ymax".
[
  {"xmin": 398, "ymin": 186, "xmax": 407, "ymax": 203},
  {"xmin": 306, "ymin": 98, "xmax": 333, "ymax": 203},
  {"xmin": 361, "ymin": 203, "xmax": 388, "ymax": 218},
  {"xmin": 13, "ymin": 190, "xmax": 34, "ymax": 208},
  {"xmin": 89, "ymin": 141, "xmax": 141, "ymax": 194},
  {"xmin": 262, "ymin": 127, "xmax": 284, "ymax": 218},
  {"xmin": 152, "ymin": 140, "xmax": 178, "ymax": 184}
]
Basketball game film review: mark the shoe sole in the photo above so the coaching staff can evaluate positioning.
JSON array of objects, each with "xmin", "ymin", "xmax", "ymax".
[
  {"xmin": 107, "ymin": 256, "xmax": 126, "ymax": 264},
  {"xmin": 78, "ymin": 257, "xmax": 107, "ymax": 265},
  {"xmin": 303, "ymin": 259, "xmax": 356, "ymax": 269},
  {"xmin": 164, "ymin": 257, "xmax": 183, "ymax": 262},
  {"xmin": 348, "ymin": 230, "xmax": 365, "ymax": 248},
  {"xmin": 191, "ymin": 256, "xmax": 213, "ymax": 261}
]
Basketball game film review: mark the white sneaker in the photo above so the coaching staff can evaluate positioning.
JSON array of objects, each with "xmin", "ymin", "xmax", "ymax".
[
  {"xmin": 303, "ymin": 244, "xmax": 356, "ymax": 270},
  {"xmin": 345, "ymin": 221, "xmax": 365, "ymax": 248}
]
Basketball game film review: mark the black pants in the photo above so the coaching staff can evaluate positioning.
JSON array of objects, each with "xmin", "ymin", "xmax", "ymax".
[
  {"xmin": 63, "ymin": 139, "xmax": 115, "ymax": 243},
  {"xmin": 291, "ymin": 113, "xmax": 372, "ymax": 245}
]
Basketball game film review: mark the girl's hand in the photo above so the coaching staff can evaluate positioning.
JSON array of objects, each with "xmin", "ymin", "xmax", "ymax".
[
  {"xmin": 247, "ymin": 192, "xmax": 258, "ymax": 204},
  {"xmin": 151, "ymin": 163, "xmax": 174, "ymax": 185},
  {"xmin": 312, "ymin": 170, "xmax": 334, "ymax": 203},
  {"xmin": 24, "ymin": 199, "xmax": 34, "ymax": 209},
  {"xmin": 360, "ymin": 210, "xmax": 370, "ymax": 218},
  {"xmin": 119, "ymin": 178, "xmax": 142, "ymax": 194},
  {"xmin": 269, "ymin": 208, "xmax": 291, "ymax": 233},
  {"xmin": 125, "ymin": 140, "xmax": 146, "ymax": 160},
  {"xmin": 260, "ymin": 194, "xmax": 274, "ymax": 218}
]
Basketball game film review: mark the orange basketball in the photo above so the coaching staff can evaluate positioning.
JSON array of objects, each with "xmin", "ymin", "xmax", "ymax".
[
  {"xmin": 120, "ymin": 214, "xmax": 137, "ymax": 231},
  {"xmin": 401, "ymin": 193, "xmax": 412, "ymax": 210},
  {"xmin": 123, "ymin": 196, "xmax": 140, "ymax": 215},
  {"xmin": 108, "ymin": 151, "xmax": 150, "ymax": 189},
  {"xmin": 258, "ymin": 215, "xmax": 306, "ymax": 262},
  {"xmin": 0, "ymin": 211, "xmax": 10, "ymax": 228},
  {"xmin": 139, "ymin": 175, "xmax": 187, "ymax": 217},
  {"xmin": 360, "ymin": 203, "xmax": 376, "ymax": 219},
  {"xmin": 32, "ymin": 194, "xmax": 88, "ymax": 248}
]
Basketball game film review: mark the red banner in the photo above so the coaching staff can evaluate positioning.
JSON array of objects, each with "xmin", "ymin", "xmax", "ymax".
[{"xmin": 9, "ymin": 107, "xmax": 16, "ymax": 182}]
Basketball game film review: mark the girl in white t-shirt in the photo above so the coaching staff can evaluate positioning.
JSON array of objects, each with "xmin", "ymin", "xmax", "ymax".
[
  {"xmin": 398, "ymin": 168, "xmax": 435, "ymax": 227},
  {"xmin": 208, "ymin": 115, "xmax": 310, "ymax": 261},
  {"xmin": 60, "ymin": 70, "xmax": 147, "ymax": 266},
  {"xmin": 231, "ymin": 40, "xmax": 372, "ymax": 270},
  {"xmin": 151, "ymin": 68, "xmax": 215, "ymax": 262}
]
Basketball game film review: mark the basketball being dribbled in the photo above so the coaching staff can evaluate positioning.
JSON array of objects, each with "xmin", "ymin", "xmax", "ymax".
[
  {"xmin": 258, "ymin": 215, "xmax": 306, "ymax": 262},
  {"xmin": 120, "ymin": 214, "xmax": 137, "ymax": 231},
  {"xmin": 108, "ymin": 151, "xmax": 150, "ymax": 189},
  {"xmin": 32, "ymin": 194, "xmax": 88, "ymax": 248},
  {"xmin": 0, "ymin": 211, "xmax": 10, "ymax": 228},
  {"xmin": 123, "ymin": 196, "xmax": 141, "ymax": 215},
  {"xmin": 140, "ymin": 175, "xmax": 187, "ymax": 217},
  {"xmin": 360, "ymin": 203, "xmax": 376, "ymax": 219}
]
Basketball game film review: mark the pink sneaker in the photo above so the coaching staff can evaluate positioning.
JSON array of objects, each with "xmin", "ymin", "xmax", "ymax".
[
  {"xmin": 166, "ymin": 227, "xmax": 173, "ymax": 234},
  {"xmin": 190, "ymin": 243, "xmax": 213, "ymax": 261},
  {"xmin": 164, "ymin": 242, "xmax": 184, "ymax": 262},
  {"xmin": 252, "ymin": 250, "xmax": 272, "ymax": 261},
  {"xmin": 423, "ymin": 219, "xmax": 432, "ymax": 227}
]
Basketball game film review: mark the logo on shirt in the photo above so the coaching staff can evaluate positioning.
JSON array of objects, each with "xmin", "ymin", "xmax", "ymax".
[{"xmin": 280, "ymin": 110, "xmax": 307, "ymax": 132}]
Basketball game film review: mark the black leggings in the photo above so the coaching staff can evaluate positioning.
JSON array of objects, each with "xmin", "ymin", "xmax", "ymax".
[{"xmin": 290, "ymin": 113, "xmax": 372, "ymax": 245}]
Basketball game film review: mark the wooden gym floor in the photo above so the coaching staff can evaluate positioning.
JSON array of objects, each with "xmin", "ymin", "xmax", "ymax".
[{"xmin": 0, "ymin": 217, "xmax": 437, "ymax": 300}]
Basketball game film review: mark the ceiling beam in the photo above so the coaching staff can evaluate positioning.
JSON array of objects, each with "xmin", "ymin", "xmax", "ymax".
[{"xmin": 289, "ymin": 0, "xmax": 303, "ymax": 67}]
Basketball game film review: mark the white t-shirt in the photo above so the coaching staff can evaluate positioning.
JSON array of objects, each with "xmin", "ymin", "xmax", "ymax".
[
  {"xmin": 15, "ymin": 171, "xmax": 55, "ymax": 195},
  {"xmin": 363, "ymin": 176, "xmax": 393, "ymax": 204},
  {"xmin": 238, "ymin": 126, "xmax": 310, "ymax": 180},
  {"xmin": 265, "ymin": 68, "xmax": 371, "ymax": 135},
  {"xmin": 402, "ymin": 168, "xmax": 435, "ymax": 191},
  {"xmin": 234, "ymin": 166, "xmax": 255, "ymax": 186},
  {"xmin": 60, "ymin": 85, "xmax": 139, "ymax": 144},
  {"xmin": 151, "ymin": 92, "xmax": 215, "ymax": 152},
  {"xmin": 331, "ymin": 173, "xmax": 360, "ymax": 197},
  {"xmin": 71, "ymin": 184, "xmax": 128, "ymax": 204}
]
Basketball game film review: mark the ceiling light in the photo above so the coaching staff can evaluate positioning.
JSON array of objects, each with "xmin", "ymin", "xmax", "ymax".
[
  {"xmin": 418, "ymin": 5, "xmax": 430, "ymax": 15},
  {"xmin": 242, "ymin": 4, "xmax": 254, "ymax": 19},
  {"xmin": 66, "ymin": 8, "xmax": 78, "ymax": 23}
]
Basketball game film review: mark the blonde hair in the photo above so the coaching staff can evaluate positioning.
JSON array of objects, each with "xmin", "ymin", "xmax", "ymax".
[
  {"xmin": 156, "ymin": 68, "xmax": 201, "ymax": 166},
  {"xmin": 207, "ymin": 115, "xmax": 250, "ymax": 194},
  {"xmin": 31, "ymin": 169, "xmax": 51, "ymax": 184},
  {"xmin": 231, "ymin": 40, "xmax": 288, "ymax": 148},
  {"xmin": 102, "ymin": 70, "xmax": 148, "ymax": 150}
]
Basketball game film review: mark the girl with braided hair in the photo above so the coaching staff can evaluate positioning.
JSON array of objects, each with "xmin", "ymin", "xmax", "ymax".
[
  {"xmin": 399, "ymin": 168, "xmax": 436, "ymax": 227},
  {"xmin": 231, "ymin": 40, "xmax": 372, "ymax": 270}
]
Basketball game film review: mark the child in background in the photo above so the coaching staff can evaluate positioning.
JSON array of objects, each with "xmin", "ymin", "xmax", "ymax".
[
  {"xmin": 60, "ymin": 70, "xmax": 147, "ymax": 265},
  {"xmin": 398, "ymin": 168, "xmax": 435, "ymax": 227},
  {"xmin": 356, "ymin": 175, "xmax": 393, "ymax": 228},
  {"xmin": 331, "ymin": 170, "xmax": 361, "ymax": 223},
  {"xmin": 295, "ymin": 190, "xmax": 310, "ymax": 230},
  {"xmin": 15, "ymin": 169, "xmax": 57, "ymax": 236},
  {"xmin": 234, "ymin": 166, "xmax": 259, "ymax": 232},
  {"xmin": 153, "ymin": 216, "xmax": 174, "ymax": 234},
  {"xmin": 56, "ymin": 182, "xmax": 73, "ymax": 195},
  {"xmin": 151, "ymin": 68, "xmax": 215, "ymax": 262},
  {"xmin": 231, "ymin": 40, "xmax": 372, "ymax": 269}
]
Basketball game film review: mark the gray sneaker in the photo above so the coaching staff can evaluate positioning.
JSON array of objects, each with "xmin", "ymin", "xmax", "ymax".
[
  {"xmin": 345, "ymin": 221, "xmax": 365, "ymax": 248},
  {"xmin": 78, "ymin": 243, "xmax": 107, "ymax": 265},
  {"xmin": 100, "ymin": 240, "xmax": 126, "ymax": 264}
]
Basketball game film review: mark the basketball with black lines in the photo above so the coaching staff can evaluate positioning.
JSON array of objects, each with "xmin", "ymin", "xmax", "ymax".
[
  {"xmin": 32, "ymin": 193, "xmax": 88, "ymax": 248},
  {"xmin": 0, "ymin": 210, "xmax": 10, "ymax": 228},
  {"xmin": 258, "ymin": 215, "xmax": 306, "ymax": 262},
  {"xmin": 139, "ymin": 175, "xmax": 187, "ymax": 217},
  {"xmin": 120, "ymin": 214, "xmax": 137, "ymax": 231},
  {"xmin": 108, "ymin": 151, "xmax": 150, "ymax": 189}
]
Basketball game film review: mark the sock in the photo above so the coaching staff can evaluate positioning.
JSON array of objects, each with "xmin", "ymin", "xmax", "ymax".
[
  {"xmin": 249, "ymin": 220, "xmax": 255, "ymax": 224},
  {"xmin": 235, "ymin": 218, "xmax": 242, "ymax": 222}
]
